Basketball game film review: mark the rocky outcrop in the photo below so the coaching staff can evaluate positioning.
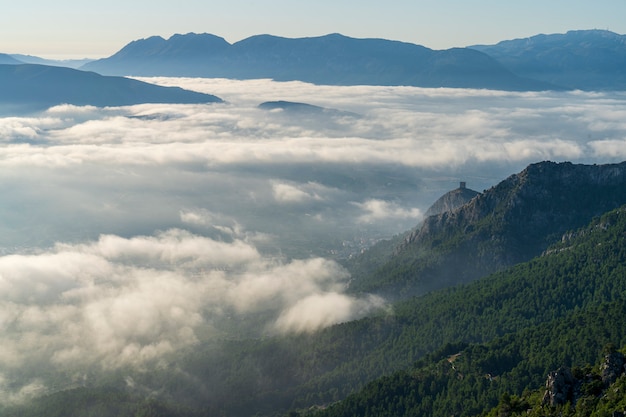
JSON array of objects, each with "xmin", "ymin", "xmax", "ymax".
[
  {"xmin": 542, "ymin": 367, "xmax": 575, "ymax": 406},
  {"xmin": 601, "ymin": 351, "xmax": 626, "ymax": 386},
  {"xmin": 540, "ymin": 351, "xmax": 626, "ymax": 409}
]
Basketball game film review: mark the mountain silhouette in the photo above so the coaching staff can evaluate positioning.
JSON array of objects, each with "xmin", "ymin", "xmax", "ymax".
[
  {"xmin": 82, "ymin": 33, "xmax": 559, "ymax": 91},
  {"xmin": 0, "ymin": 64, "xmax": 222, "ymax": 113}
]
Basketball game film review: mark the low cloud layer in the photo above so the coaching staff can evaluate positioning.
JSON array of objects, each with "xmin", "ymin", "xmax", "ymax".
[
  {"xmin": 1, "ymin": 81, "xmax": 623, "ymax": 256},
  {"xmin": 0, "ymin": 229, "xmax": 380, "ymax": 400},
  {"xmin": 0, "ymin": 78, "xmax": 625, "ymax": 400}
]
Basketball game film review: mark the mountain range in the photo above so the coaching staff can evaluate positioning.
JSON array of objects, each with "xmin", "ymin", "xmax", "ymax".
[
  {"xmin": 1, "ymin": 29, "xmax": 623, "ymax": 110},
  {"xmin": 76, "ymin": 30, "xmax": 626, "ymax": 91},
  {"xmin": 0, "ymin": 64, "xmax": 222, "ymax": 113},
  {"xmin": 79, "ymin": 33, "xmax": 559, "ymax": 91}
]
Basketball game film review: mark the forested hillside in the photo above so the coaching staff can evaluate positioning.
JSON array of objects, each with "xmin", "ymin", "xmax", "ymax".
[{"xmin": 311, "ymin": 205, "xmax": 626, "ymax": 417}]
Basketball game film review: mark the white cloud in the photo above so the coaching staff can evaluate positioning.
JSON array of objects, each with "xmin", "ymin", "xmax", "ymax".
[
  {"xmin": 589, "ymin": 139, "xmax": 626, "ymax": 158},
  {"xmin": 355, "ymin": 199, "xmax": 423, "ymax": 224},
  {"xmin": 0, "ymin": 78, "xmax": 623, "ymax": 263},
  {"xmin": 274, "ymin": 292, "xmax": 385, "ymax": 333},
  {"xmin": 0, "ymin": 229, "xmax": 381, "ymax": 393},
  {"xmin": 0, "ymin": 78, "xmax": 625, "ymax": 400},
  {"xmin": 272, "ymin": 181, "xmax": 328, "ymax": 204}
]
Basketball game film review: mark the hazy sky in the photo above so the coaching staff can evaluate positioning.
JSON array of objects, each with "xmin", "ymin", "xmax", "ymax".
[{"xmin": 1, "ymin": 0, "xmax": 625, "ymax": 58}]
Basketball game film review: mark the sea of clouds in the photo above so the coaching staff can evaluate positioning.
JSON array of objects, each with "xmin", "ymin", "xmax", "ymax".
[{"xmin": 0, "ymin": 78, "xmax": 625, "ymax": 400}]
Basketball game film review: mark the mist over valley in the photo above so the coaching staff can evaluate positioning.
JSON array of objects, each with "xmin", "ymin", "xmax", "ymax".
[{"xmin": 2, "ymin": 26, "xmax": 626, "ymax": 416}]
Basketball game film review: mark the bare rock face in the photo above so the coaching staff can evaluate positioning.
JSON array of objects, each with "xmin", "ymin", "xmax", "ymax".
[
  {"xmin": 601, "ymin": 351, "xmax": 625, "ymax": 386},
  {"xmin": 542, "ymin": 367, "xmax": 575, "ymax": 406}
]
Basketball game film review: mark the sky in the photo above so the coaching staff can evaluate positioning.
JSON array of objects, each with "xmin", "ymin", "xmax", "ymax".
[{"xmin": 1, "ymin": 0, "xmax": 625, "ymax": 58}]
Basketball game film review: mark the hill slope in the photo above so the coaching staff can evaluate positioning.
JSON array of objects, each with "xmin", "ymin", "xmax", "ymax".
[
  {"xmin": 81, "ymin": 33, "xmax": 559, "ymax": 91},
  {"xmin": 313, "ymin": 205, "xmax": 626, "ymax": 417},
  {"xmin": 0, "ymin": 63, "xmax": 222, "ymax": 113},
  {"xmin": 470, "ymin": 29, "xmax": 626, "ymax": 90}
]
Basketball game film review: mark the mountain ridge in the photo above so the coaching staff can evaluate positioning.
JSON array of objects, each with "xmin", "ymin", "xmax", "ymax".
[
  {"xmin": 81, "ymin": 32, "xmax": 559, "ymax": 91},
  {"xmin": 0, "ymin": 53, "xmax": 22, "ymax": 65},
  {"xmin": 9, "ymin": 54, "xmax": 94, "ymax": 69},
  {"xmin": 5, "ymin": 30, "xmax": 625, "ymax": 90}
]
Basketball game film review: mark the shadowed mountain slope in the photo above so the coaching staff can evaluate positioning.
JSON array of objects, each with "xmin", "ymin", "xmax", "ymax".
[
  {"xmin": 7, "ymin": 198, "xmax": 626, "ymax": 417},
  {"xmin": 0, "ymin": 64, "xmax": 222, "ymax": 113}
]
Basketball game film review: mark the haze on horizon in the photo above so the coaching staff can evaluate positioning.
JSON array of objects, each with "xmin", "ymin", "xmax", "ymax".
[{"xmin": 1, "ymin": 0, "xmax": 625, "ymax": 58}]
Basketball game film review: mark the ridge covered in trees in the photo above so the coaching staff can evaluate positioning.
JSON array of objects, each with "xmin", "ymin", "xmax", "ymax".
[{"xmin": 309, "ymin": 205, "xmax": 626, "ymax": 416}]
